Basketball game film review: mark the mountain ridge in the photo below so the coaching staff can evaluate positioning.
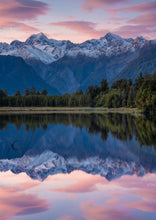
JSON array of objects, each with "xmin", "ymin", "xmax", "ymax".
[
  {"xmin": 0, "ymin": 32, "xmax": 156, "ymax": 94},
  {"xmin": 0, "ymin": 32, "xmax": 153, "ymax": 64},
  {"xmin": 0, "ymin": 150, "xmax": 154, "ymax": 181}
]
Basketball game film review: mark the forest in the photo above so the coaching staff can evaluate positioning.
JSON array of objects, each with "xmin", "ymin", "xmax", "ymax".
[{"xmin": 0, "ymin": 73, "xmax": 156, "ymax": 113}]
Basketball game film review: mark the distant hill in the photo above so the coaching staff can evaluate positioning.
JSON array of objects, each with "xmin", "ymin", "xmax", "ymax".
[{"xmin": 0, "ymin": 55, "xmax": 59, "ymax": 95}]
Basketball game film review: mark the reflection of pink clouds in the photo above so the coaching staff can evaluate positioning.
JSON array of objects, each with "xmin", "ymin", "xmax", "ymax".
[
  {"xmin": 50, "ymin": 21, "xmax": 108, "ymax": 38},
  {"xmin": 8, "ymin": 182, "xmax": 39, "ymax": 192},
  {"xmin": 0, "ymin": 189, "xmax": 49, "ymax": 220},
  {"xmin": 0, "ymin": 172, "xmax": 49, "ymax": 219},
  {"xmin": 81, "ymin": 201, "xmax": 137, "ymax": 220},
  {"xmin": 50, "ymin": 171, "xmax": 156, "ymax": 215},
  {"xmin": 81, "ymin": 0, "xmax": 128, "ymax": 12},
  {"xmin": 126, "ymin": 200, "xmax": 156, "ymax": 212},
  {"xmin": 111, "ymin": 174, "xmax": 156, "ymax": 213},
  {"xmin": 51, "ymin": 174, "xmax": 106, "ymax": 193}
]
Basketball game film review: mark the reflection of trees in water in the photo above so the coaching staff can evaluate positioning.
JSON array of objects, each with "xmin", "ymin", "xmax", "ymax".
[{"xmin": 0, "ymin": 114, "xmax": 156, "ymax": 148}]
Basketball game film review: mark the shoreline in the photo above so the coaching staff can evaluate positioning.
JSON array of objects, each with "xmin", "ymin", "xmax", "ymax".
[{"xmin": 0, "ymin": 107, "xmax": 142, "ymax": 115}]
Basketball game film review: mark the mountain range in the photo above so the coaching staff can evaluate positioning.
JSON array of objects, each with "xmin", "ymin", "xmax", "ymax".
[{"xmin": 0, "ymin": 32, "xmax": 156, "ymax": 94}]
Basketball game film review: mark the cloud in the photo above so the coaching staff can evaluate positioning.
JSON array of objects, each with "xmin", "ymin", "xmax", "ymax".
[
  {"xmin": 0, "ymin": 0, "xmax": 49, "ymax": 21},
  {"xmin": 114, "ymin": 24, "xmax": 156, "ymax": 39},
  {"xmin": 108, "ymin": 17, "xmax": 126, "ymax": 21},
  {"xmin": 0, "ymin": 0, "xmax": 49, "ymax": 33},
  {"xmin": 104, "ymin": 2, "xmax": 156, "ymax": 39},
  {"xmin": 107, "ymin": 1, "xmax": 156, "ymax": 15},
  {"xmin": 0, "ymin": 21, "xmax": 39, "ymax": 32},
  {"xmin": 50, "ymin": 21, "xmax": 108, "ymax": 39},
  {"xmin": 81, "ymin": 0, "xmax": 129, "ymax": 12},
  {"xmin": 129, "ymin": 14, "xmax": 156, "ymax": 25}
]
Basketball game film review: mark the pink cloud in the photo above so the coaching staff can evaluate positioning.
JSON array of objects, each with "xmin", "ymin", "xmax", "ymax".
[
  {"xmin": 107, "ymin": 1, "xmax": 156, "ymax": 15},
  {"xmin": 108, "ymin": 17, "xmax": 126, "ymax": 21},
  {"xmin": 122, "ymin": 1, "xmax": 156, "ymax": 13},
  {"xmin": 81, "ymin": 0, "xmax": 129, "ymax": 12},
  {"xmin": 0, "ymin": 21, "xmax": 39, "ymax": 32},
  {"xmin": 0, "ymin": 0, "xmax": 49, "ymax": 33},
  {"xmin": 114, "ymin": 24, "xmax": 156, "ymax": 39},
  {"xmin": 50, "ymin": 21, "xmax": 108, "ymax": 38},
  {"xmin": 0, "ymin": 0, "xmax": 49, "ymax": 21},
  {"xmin": 129, "ymin": 14, "xmax": 156, "ymax": 25}
]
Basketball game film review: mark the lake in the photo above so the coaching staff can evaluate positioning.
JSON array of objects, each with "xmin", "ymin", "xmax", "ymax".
[{"xmin": 0, "ymin": 113, "xmax": 156, "ymax": 220}]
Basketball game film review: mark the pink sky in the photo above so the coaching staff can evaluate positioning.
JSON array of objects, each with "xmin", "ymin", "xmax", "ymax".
[{"xmin": 0, "ymin": 0, "xmax": 155, "ymax": 43}]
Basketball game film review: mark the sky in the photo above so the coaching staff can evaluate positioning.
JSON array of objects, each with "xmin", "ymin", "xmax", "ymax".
[{"xmin": 0, "ymin": 0, "xmax": 156, "ymax": 43}]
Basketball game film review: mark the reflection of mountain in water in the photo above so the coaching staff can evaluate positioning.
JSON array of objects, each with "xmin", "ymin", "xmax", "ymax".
[
  {"xmin": 0, "ymin": 114, "xmax": 156, "ymax": 181},
  {"xmin": 0, "ymin": 151, "xmax": 154, "ymax": 181}
]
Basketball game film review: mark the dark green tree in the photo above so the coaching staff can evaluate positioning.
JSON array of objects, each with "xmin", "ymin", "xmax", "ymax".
[
  {"xmin": 15, "ymin": 89, "xmax": 21, "ymax": 96},
  {"xmin": 36, "ymin": 90, "xmax": 40, "ymax": 95},
  {"xmin": 100, "ymin": 79, "xmax": 108, "ymax": 92},
  {"xmin": 30, "ymin": 87, "xmax": 36, "ymax": 95},
  {"xmin": 24, "ymin": 88, "xmax": 30, "ymax": 96},
  {"xmin": 41, "ymin": 89, "xmax": 48, "ymax": 96}
]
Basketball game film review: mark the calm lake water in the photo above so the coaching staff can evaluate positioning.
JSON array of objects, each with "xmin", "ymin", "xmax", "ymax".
[{"xmin": 0, "ymin": 113, "xmax": 156, "ymax": 220}]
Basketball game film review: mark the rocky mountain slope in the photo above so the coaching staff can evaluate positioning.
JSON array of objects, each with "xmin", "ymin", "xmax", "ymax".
[
  {"xmin": 0, "ymin": 55, "xmax": 59, "ymax": 95},
  {"xmin": 113, "ymin": 48, "xmax": 156, "ymax": 82}
]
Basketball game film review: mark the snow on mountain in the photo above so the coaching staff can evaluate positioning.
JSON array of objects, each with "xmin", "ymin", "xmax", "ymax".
[
  {"xmin": 0, "ymin": 32, "xmax": 151, "ymax": 64},
  {"xmin": 0, "ymin": 150, "xmax": 153, "ymax": 181}
]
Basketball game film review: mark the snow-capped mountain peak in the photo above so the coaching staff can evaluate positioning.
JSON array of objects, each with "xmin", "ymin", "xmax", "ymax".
[
  {"xmin": 0, "ymin": 32, "xmax": 153, "ymax": 64},
  {"xmin": 103, "ymin": 32, "xmax": 124, "ymax": 42},
  {"xmin": 25, "ymin": 32, "xmax": 49, "ymax": 45}
]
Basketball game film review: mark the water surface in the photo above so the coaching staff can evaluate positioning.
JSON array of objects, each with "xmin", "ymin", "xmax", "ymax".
[{"xmin": 0, "ymin": 113, "xmax": 156, "ymax": 220}]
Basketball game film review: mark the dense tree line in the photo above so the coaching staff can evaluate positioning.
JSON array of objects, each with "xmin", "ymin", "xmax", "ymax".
[{"xmin": 0, "ymin": 73, "xmax": 156, "ymax": 113}]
